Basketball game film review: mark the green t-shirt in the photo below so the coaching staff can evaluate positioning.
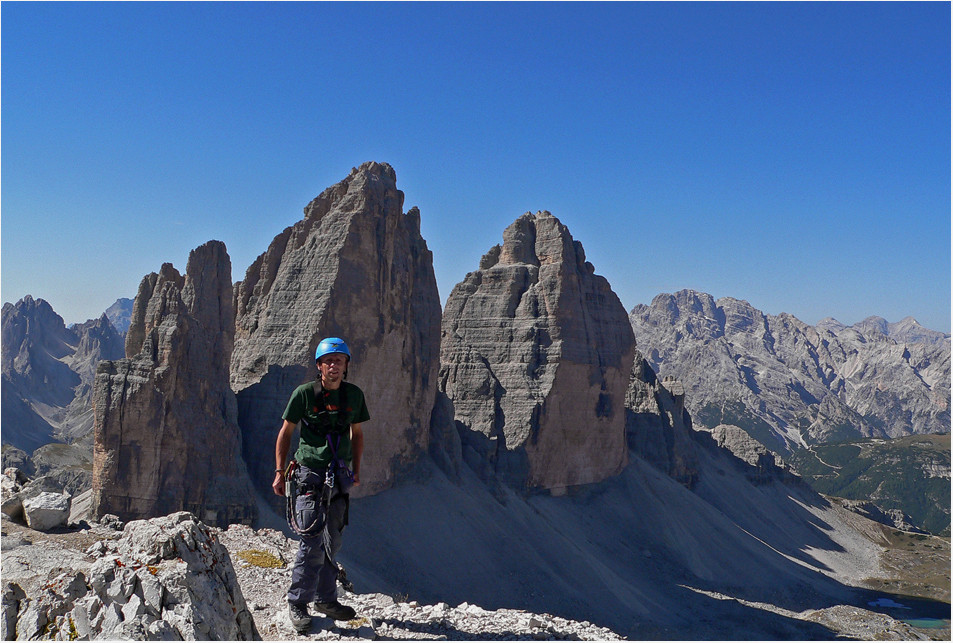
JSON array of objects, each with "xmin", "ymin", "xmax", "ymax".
[{"xmin": 282, "ymin": 380, "xmax": 370, "ymax": 470}]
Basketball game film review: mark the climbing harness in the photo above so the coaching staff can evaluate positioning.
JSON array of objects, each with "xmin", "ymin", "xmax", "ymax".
[{"xmin": 284, "ymin": 381, "xmax": 356, "ymax": 545}]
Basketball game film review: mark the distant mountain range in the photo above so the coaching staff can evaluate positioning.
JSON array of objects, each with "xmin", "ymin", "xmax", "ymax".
[
  {"xmin": 630, "ymin": 290, "xmax": 950, "ymax": 454},
  {"xmin": 1, "ymin": 296, "xmax": 125, "ymax": 453}
]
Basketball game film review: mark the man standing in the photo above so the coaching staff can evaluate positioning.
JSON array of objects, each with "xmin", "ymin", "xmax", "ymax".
[{"xmin": 273, "ymin": 337, "xmax": 368, "ymax": 633}]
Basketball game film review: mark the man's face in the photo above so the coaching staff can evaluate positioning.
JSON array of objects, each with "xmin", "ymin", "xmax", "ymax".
[{"xmin": 318, "ymin": 353, "xmax": 348, "ymax": 381}]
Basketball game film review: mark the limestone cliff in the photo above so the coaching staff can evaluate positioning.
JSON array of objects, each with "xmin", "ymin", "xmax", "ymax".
[
  {"xmin": 440, "ymin": 211, "xmax": 634, "ymax": 491},
  {"xmin": 230, "ymin": 162, "xmax": 441, "ymax": 498},
  {"xmin": 92, "ymin": 241, "xmax": 257, "ymax": 526}
]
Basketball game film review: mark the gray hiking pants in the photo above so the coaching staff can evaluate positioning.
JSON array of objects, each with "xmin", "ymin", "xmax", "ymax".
[{"xmin": 287, "ymin": 464, "xmax": 350, "ymax": 605}]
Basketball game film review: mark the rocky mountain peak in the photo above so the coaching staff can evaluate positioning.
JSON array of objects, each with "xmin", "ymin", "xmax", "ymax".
[
  {"xmin": 4, "ymin": 296, "xmax": 76, "ymax": 369},
  {"xmin": 440, "ymin": 211, "xmax": 634, "ymax": 491},
  {"xmin": 299, "ymin": 161, "xmax": 401, "ymax": 227},
  {"xmin": 816, "ymin": 317, "xmax": 848, "ymax": 334},
  {"xmin": 103, "ymin": 298, "xmax": 133, "ymax": 335},
  {"xmin": 855, "ymin": 315, "xmax": 891, "ymax": 339},
  {"xmin": 231, "ymin": 162, "xmax": 441, "ymax": 500}
]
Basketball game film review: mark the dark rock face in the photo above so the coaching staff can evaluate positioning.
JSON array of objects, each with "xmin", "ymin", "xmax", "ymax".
[
  {"xmin": 440, "ymin": 211, "xmax": 635, "ymax": 491},
  {"xmin": 1, "ymin": 297, "xmax": 124, "ymax": 453},
  {"xmin": 625, "ymin": 350, "xmax": 699, "ymax": 487},
  {"xmin": 92, "ymin": 241, "xmax": 257, "ymax": 527},
  {"xmin": 630, "ymin": 290, "xmax": 951, "ymax": 453},
  {"xmin": 230, "ymin": 162, "xmax": 442, "ymax": 498}
]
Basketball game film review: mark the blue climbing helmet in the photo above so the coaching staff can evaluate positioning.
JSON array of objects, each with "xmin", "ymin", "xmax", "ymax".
[{"xmin": 315, "ymin": 337, "xmax": 351, "ymax": 362}]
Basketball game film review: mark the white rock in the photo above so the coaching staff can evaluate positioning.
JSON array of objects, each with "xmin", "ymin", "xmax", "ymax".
[
  {"xmin": 122, "ymin": 593, "xmax": 146, "ymax": 621},
  {"xmin": 134, "ymin": 567, "xmax": 164, "ymax": 616},
  {"xmin": 68, "ymin": 603, "xmax": 91, "ymax": 640},
  {"xmin": 22, "ymin": 492, "xmax": 70, "ymax": 531},
  {"xmin": 99, "ymin": 603, "xmax": 124, "ymax": 637},
  {"xmin": 67, "ymin": 489, "xmax": 93, "ymax": 526}
]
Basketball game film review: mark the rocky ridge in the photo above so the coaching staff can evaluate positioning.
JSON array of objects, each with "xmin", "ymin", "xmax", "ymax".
[
  {"xmin": 819, "ymin": 315, "xmax": 951, "ymax": 347},
  {"xmin": 706, "ymin": 423, "xmax": 799, "ymax": 485},
  {"xmin": 92, "ymin": 241, "xmax": 257, "ymax": 527},
  {"xmin": 230, "ymin": 162, "xmax": 442, "ymax": 500},
  {"xmin": 2, "ymin": 512, "xmax": 257, "ymax": 640},
  {"xmin": 629, "ymin": 290, "xmax": 951, "ymax": 452},
  {"xmin": 439, "ymin": 211, "xmax": 635, "ymax": 491},
  {"xmin": 3, "ymin": 162, "xmax": 951, "ymax": 639}
]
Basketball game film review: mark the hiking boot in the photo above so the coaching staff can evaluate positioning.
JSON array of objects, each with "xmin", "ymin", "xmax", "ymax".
[
  {"xmin": 287, "ymin": 602, "xmax": 311, "ymax": 633},
  {"xmin": 312, "ymin": 600, "xmax": 356, "ymax": 621}
]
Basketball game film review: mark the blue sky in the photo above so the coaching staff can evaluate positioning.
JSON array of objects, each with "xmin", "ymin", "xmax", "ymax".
[{"xmin": 2, "ymin": 2, "xmax": 950, "ymax": 332}]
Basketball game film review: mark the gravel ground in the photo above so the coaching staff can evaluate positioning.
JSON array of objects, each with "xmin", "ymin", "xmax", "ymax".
[{"xmin": 216, "ymin": 524, "xmax": 624, "ymax": 641}]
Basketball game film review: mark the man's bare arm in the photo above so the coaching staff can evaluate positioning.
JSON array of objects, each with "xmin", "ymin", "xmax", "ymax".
[{"xmin": 273, "ymin": 419, "xmax": 296, "ymax": 496}]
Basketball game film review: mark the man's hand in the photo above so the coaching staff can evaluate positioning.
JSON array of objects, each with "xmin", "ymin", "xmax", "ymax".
[{"xmin": 273, "ymin": 471, "xmax": 285, "ymax": 496}]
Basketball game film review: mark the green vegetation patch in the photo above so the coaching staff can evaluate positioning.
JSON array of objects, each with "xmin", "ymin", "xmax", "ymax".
[
  {"xmin": 791, "ymin": 434, "xmax": 951, "ymax": 535},
  {"xmin": 235, "ymin": 549, "xmax": 285, "ymax": 568}
]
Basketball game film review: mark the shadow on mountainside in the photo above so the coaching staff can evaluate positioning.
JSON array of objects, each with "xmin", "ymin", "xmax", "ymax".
[
  {"xmin": 235, "ymin": 362, "xmax": 310, "ymax": 512},
  {"xmin": 339, "ymin": 447, "xmax": 893, "ymax": 640}
]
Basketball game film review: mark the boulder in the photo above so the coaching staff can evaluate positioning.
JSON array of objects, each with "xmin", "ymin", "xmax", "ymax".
[
  {"xmin": 1, "ymin": 468, "xmax": 25, "ymax": 521},
  {"xmin": 440, "ymin": 211, "xmax": 635, "ymax": 491},
  {"xmin": 23, "ymin": 491, "xmax": 70, "ymax": 531},
  {"xmin": 92, "ymin": 241, "xmax": 257, "ymax": 527},
  {"xmin": 230, "ymin": 162, "xmax": 442, "ymax": 499}
]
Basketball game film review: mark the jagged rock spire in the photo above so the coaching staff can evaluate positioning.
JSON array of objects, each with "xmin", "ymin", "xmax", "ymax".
[{"xmin": 92, "ymin": 240, "xmax": 257, "ymax": 526}]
